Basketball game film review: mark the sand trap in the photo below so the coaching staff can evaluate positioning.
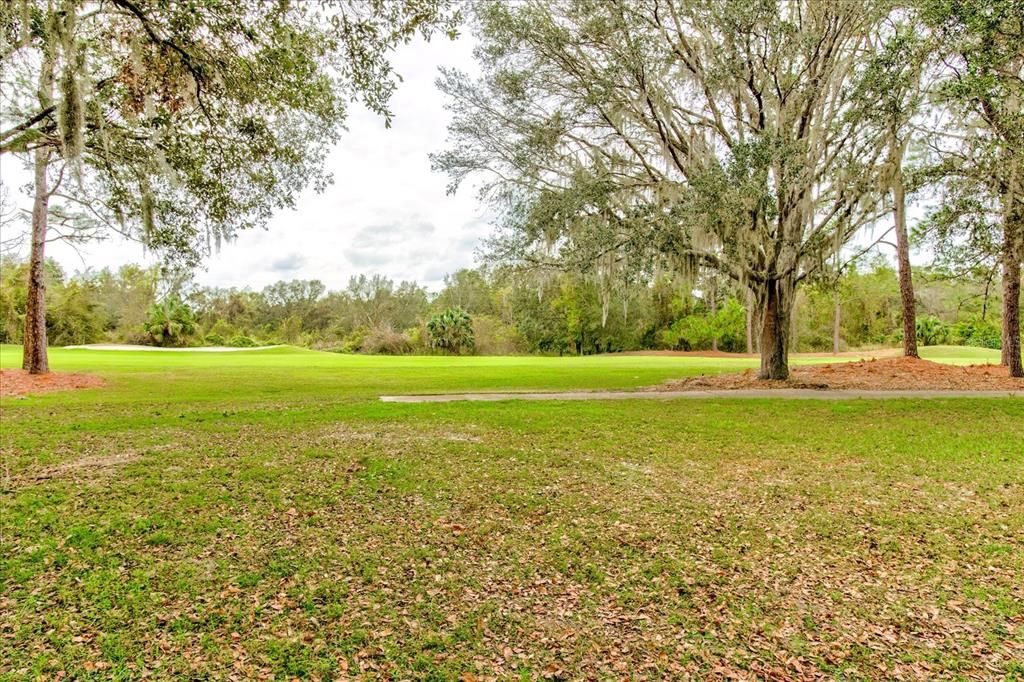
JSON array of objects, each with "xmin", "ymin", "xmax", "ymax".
[{"xmin": 63, "ymin": 344, "xmax": 283, "ymax": 352}]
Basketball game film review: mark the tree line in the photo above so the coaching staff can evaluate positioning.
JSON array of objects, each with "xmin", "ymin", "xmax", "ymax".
[{"xmin": 0, "ymin": 255, "xmax": 1009, "ymax": 356}]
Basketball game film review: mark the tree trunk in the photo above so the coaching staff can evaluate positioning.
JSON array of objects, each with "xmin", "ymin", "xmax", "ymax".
[
  {"xmin": 893, "ymin": 173, "xmax": 918, "ymax": 358},
  {"xmin": 22, "ymin": 43, "xmax": 55, "ymax": 375},
  {"xmin": 23, "ymin": 145, "xmax": 51, "ymax": 374},
  {"xmin": 709, "ymin": 277, "xmax": 718, "ymax": 352},
  {"xmin": 745, "ymin": 288, "xmax": 754, "ymax": 355},
  {"xmin": 756, "ymin": 277, "xmax": 793, "ymax": 380},
  {"xmin": 832, "ymin": 290, "xmax": 841, "ymax": 355},
  {"xmin": 1001, "ymin": 209, "xmax": 1022, "ymax": 377}
]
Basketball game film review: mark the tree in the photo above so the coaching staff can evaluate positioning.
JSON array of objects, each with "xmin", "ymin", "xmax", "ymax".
[
  {"xmin": 427, "ymin": 307, "xmax": 474, "ymax": 354},
  {"xmin": 922, "ymin": 0, "xmax": 1023, "ymax": 376},
  {"xmin": 143, "ymin": 296, "xmax": 195, "ymax": 347},
  {"xmin": 436, "ymin": 0, "xmax": 891, "ymax": 379},
  {"xmin": 435, "ymin": 268, "xmax": 495, "ymax": 315},
  {"xmin": 0, "ymin": 0, "xmax": 459, "ymax": 373},
  {"xmin": 851, "ymin": 19, "xmax": 933, "ymax": 358}
]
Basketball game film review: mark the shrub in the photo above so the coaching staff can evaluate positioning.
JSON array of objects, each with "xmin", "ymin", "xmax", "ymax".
[
  {"xmin": 472, "ymin": 315, "xmax": 525, "ymax": 355},
  {"xmin": 360, "ymin": 326, "xmax": 411, "ymax": 355},
  {"xmin": 404, "ymin": 325, "xmax": 428, "ymax": 353},
  {"xmin": 427, "ymin": 308, "xmax": 475, "ymax": 355},
  {"xmin": 950, "ymin": 319, "xmax": 1002, "ymax": 349},
  {"xmin": 144, "ymin": 298, "xmax": 197, "ymax": 347},
  {"xmin": 915, "ymin": 316, "xmax": 947, "ymax": 346},
  {"xmin": 228, "ymin": 335, "xmax": 257, "ymax": 347},
  {"xmin": 664, "ymin": 314, "xmax": 715, "ymax": 350},
  {"xmin": 204, "ymin": 333, "xmax": 226, "ymax": 346},
  {"xmin": 339, "ymin": 326, "xmax": 369, "ymax": 353}
]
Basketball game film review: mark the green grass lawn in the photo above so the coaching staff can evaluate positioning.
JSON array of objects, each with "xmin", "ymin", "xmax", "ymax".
[{"xmin": 1, "ymin": 345, "xmax": 1021, "ymax": 680}]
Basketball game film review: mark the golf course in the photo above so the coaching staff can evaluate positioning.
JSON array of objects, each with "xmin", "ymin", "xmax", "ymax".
[
  {"xmin": 2, "ymin": 346, "xmax": 1021, "ymax": 679},
  {"xmin": 3, "ymin": 1, "xmax": 1024, "ymax": 678}
]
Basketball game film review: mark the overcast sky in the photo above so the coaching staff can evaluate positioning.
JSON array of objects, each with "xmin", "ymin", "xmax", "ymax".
[{"xmin": 0, "ymin": 33, "xmax": 485, "ymax": 292}]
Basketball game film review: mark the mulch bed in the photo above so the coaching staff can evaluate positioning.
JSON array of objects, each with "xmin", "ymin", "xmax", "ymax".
[
  {"xmin": 0, "ymin": 369, "xmax": 106, "ymax": 397},
  {"xmin": 658, "ymin": 356, "xmax": 1024, "ymax": 391}
]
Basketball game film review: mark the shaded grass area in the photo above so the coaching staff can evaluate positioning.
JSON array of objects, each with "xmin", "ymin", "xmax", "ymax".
[{"xmin": 1, "ymin": 345, "xmax": 1021, "ymax": 680}]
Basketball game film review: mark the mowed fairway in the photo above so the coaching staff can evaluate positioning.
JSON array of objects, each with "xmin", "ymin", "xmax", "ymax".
[{"xmin": 1, "ymin": 346, "xmax": 1022, "ymax": 680}]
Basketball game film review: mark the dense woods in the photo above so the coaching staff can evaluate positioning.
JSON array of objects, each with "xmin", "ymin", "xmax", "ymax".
[{"xmin": 0, "ymin": 256, "xmax": 1010, "ymax": 356}]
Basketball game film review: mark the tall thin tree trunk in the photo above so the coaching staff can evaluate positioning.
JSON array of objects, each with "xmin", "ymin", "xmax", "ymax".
[
  {"xmin": 982, "ymin": 266, "xmax": 994, "ymax": 321},
  {"xmin": 1001, "ymin": 200, "xmax": 1022, "ymax": 377},
  {"xmin": 709, "ymin": 277, "xmax": 718, "ymax": 352},
  {"xmin": 23, "ymin": 146, "xmax": 51, "ymax": 374},
  {"xmin": 892, "ymin": 169, "xmax": 918, "ymax": 358},
  {"xmin": 789, "ymin": 291, "xmax": 799, "ymax": 354},
  {"xmin": 832, "ymin": 289, "xmax": 841, "ymax": 355},
  {"xmin": 757, "ymin": 278, "xmax": 793, "ymax": 380},
  {"xmin": 745, "ymin": 288, "xmax": 754, "ymax": 355},
  {"xmin": 22, "ymin": 43, "xmax": 55, "ymax": 374}
]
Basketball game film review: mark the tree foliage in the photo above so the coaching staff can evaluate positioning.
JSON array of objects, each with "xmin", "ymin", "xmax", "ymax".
[
  {"xmin": 0, "ymin": 0, "xmax": 459, "ymax": 372},
  {"xmin": 143, "ymin": 296, "xmax": 195, "ymax": 347},
  {"xmin": 431, "ymin": 0, "xmax": 1024, "ymax": 378},
  {"xmin": 427, "ymin": 307, "xmax": 475, "ymax": 355},
  {"xmin": 434, "ymin": 0, "xmax": 901, "ymax": 378}
]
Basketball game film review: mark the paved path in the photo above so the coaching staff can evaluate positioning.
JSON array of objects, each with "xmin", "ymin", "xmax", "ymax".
[{"xmin": 381, "ymin": 389, "xmax": 1021, "ymax": 402}]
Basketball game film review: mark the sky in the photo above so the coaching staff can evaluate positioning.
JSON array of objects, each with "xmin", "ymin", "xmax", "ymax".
[{"xmin": 0, "ymin": 33, "xmax": 486, "ymax": 293}]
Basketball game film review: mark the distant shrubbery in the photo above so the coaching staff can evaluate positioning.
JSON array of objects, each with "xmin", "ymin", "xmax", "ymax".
[
  {"xmin": 949, "ymin": 319, "xmax": 1002, "ymax": 349},
  {"xmin": 659, "ymin": 298, "xmax": 747, "ymax": 352},
  {"xmin": 427, "ymin": 308, "xmax": 475, "ymax": 355},
  {"xmin": 144, "ymin": 298, "xmax": 196, "ymax": 347},
  {"xmin": 360, "ymin": 326, "xmax": 411, "ymax": 355},
  {"xmin": 0, "ymin": 256, "xmax": 1016, "ymax": 355}
]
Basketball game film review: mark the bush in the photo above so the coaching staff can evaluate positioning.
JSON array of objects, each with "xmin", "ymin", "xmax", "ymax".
[
  {"xmin": 950, "ymin": 319, "xmax": 1002, "ymax": 349},
  {"xmin": 427, "ymin": 308, "xmax": 475, "ymax": 355},
  {"xmin": 915, "ymin": 316, "xmax": 947, "ymax": 346},
  {"xmin": 339, "ymin": 326, "xmax": 369, "ymax": 353},
  {"xmin": 663, "ymin": 314, "xmax": 715, "ymax": 350},
  {"xmin": 229, "ymin": 335, "xmax": 257, "ymax": 347},
  {"xmin": 204, "ymin": 333, "xmax": 226, "ymax": 346},
  {"xmin": 121, "ymin": 330, "xmax": 152, "ymax": 345},
  {"xmin": 144, "ymin": 298, "xmax": 197, "ymax": 347},
  {"xmin": 472, "ymin": 315, "xmax": 525, "ymax": 355},
  {"xmin": 360, "ymin": 326, "xmax": 411, "ymax": 355},
  {"xmin": 404, "ymin": 325, "xmax": 428, "ymax": 353},
  {"xmin": 659, "ymin": 298, "xmax": 747, "ymax": 351}
]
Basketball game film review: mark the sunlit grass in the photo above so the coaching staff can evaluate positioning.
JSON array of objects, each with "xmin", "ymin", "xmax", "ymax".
[{"xmin": 1, "ymin": 344, "xmax": 1020, "ymax": 679}]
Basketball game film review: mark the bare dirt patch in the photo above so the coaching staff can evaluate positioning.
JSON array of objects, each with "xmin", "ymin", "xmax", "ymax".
[
  {"xmin": 0, "ymin": 368, "xmax": 106, "ymax": 397},
  {"xmin": 26, "ymin": 451, "xmax": 141, "ymax": 483},
  {"xmin": 657, "ymin": 356, "xmax": 1024, "ymax": 391}
]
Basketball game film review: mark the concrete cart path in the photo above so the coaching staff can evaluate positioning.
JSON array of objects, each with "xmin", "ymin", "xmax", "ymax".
[{"xmin": 381, "ymin": 389, "xmax": 1022, "ymax": 402}]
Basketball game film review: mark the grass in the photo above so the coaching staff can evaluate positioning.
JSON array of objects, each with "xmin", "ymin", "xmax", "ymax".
[{"xmin": 1, "ymin": 345, "xmax": 1021, "ymax": 680}]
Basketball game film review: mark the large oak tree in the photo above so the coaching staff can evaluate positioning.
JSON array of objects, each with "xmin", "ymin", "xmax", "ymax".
[{"xmin": 435, "ymin": 0, "xmax": 892, "ymax": 379}]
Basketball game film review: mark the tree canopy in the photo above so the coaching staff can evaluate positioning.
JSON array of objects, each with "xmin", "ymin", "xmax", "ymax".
[
  {"xmin": 0, "ymin": 0, "xmax": 459, "ymax": 372},
  {"xmin": 434, "ymin": 0, "xmax": 1023, "ymax": 378}
]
